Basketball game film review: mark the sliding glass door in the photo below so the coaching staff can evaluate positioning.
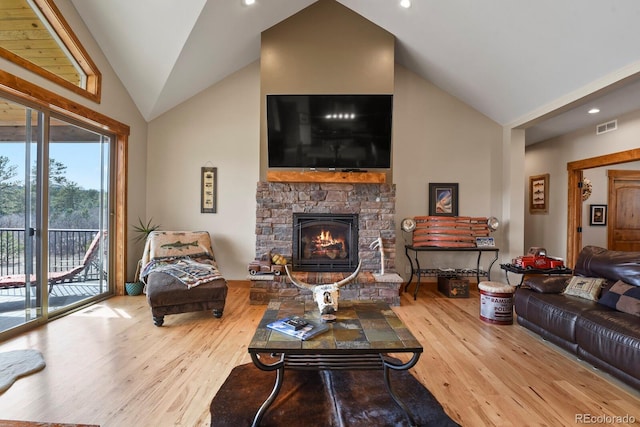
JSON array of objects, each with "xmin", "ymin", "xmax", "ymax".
[
  {"xmin": 0, "ymin": 97, "xmax": 113, "ymax": 335},
  {"xmin": 47, "ymin": 116, "xmax": 110, "ymax": 314},
  {"xmin": 0, "ymin": 100, "xmax": 43, "ymax": 331}
]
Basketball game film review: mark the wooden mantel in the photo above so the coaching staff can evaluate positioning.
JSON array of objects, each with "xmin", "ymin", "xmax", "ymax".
[{"xmin": 267, "ymin": 170, "xmax": 386, "ymax": 184}]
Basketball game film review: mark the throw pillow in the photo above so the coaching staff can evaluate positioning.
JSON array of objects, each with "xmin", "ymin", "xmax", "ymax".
[
  {"xmin": 522, "ymin": 276, "xmax": 570, "ymax": 293},
  {"xmin": 562, "ymin": 276, "xmax": 606, "ymax": 301},
  {"xmin": 598, "ymin": 280, "xmax": 640, "ymax": 317}
]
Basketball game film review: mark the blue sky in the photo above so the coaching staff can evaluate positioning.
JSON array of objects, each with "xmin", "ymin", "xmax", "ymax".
[{"xmin": 0, "ymin": 142, "xmax": 105, "ymax": 190}]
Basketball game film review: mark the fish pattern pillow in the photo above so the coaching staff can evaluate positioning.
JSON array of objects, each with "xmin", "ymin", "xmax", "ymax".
[{"xmin": 140, "ymin": 231, "xmax": 215, "ymax": 271}]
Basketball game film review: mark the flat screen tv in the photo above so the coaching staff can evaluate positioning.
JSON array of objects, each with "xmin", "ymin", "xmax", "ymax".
[{"xmin": 267, "ymin": 94, "xmax": 392, "ymax": 170}]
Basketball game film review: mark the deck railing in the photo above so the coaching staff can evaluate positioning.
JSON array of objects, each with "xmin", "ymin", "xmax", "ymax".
[{"xmin": 0, "ymin": 228, "xmax": 102, "ymax": 280}]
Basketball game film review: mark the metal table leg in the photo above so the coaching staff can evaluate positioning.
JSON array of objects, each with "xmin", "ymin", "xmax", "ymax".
[
  {"xmin": 413, "ymin": 256, "xmax": 422, "ymax": 300},
  {"xmin": 250, "ymin": 353, "xmax": 285, "ymax": 427},
  {"xmin": 404, "ymin": 246, "xmax": 415, "ymax": 293},
  {"xmin": 487, "ymin": 251, "xmax": 498, "ymax": 280},
  {"xmin": 383, "ymin": 353, "xmax": 421, "ymax": 426}
]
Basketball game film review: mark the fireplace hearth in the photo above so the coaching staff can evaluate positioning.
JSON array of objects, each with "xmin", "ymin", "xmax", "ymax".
[{"xmin": 293, "ymin": 213, "xmax": 358, "ymax": 272}]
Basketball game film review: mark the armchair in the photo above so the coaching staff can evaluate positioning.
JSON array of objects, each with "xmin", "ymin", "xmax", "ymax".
[{"xmin": 140, "ymin": 230, "xmax": 228, "ymax": 326}]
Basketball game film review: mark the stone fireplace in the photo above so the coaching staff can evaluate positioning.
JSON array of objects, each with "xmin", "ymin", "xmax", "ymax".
[
  {"xmin": 251, "ymin": 181, "xmax": 403, "ymax": 305},
  {"xmin": 292, "ymin": 213, "xmax": 359, "ymax": 272}
]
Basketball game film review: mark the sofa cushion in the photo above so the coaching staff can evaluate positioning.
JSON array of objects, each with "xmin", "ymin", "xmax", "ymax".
[
  {"xmin": 574, "ymin": 245, "xmax": 640, "ymax": 286},
  {"xmin": 598, "ymin": 280, "xmax": 640, "ymax": 317},
  {"xmin": 575, "ymin": 308, "xmax": 640, "ymax": 383},
  {"xmin": 562, "ymin": 276, "xmax": 606, "ymax": 301},
  {"xmin": 514, "ymin": 289, "xmax": 597, "ymax": 344},
  {"xmin": 515, "ymin": 314, "xmax": 579, "ymax": 354}
]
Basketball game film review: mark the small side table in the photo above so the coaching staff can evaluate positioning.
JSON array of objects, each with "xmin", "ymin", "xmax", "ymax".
[{"xmin": 404, "ymin": 245, "xmax": 499, "ymax": 300}]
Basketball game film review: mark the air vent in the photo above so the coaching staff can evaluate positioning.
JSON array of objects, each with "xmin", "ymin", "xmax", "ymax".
[{"xmin": 596, "ymin": 120, "xmax": 617, "ymax": 135}]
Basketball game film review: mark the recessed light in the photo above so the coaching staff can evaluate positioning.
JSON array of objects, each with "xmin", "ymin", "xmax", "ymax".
[
  {"xmin": 588, "ymin": 108, "xmax": 600, "ymax": 114},
  {"xmin": 400, "ymin": 0, "xmax": 411, "ymax": 8},
  {"xmin": 242, "ymin": 0, "xmax": 256, "ymax": 5}
]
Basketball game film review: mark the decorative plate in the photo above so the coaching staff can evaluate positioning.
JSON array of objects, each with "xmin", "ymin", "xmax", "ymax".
[
  {"xmin": 582, "ymin": 178, "xmax": 592, "ymax": 201},
  {"xmin": 487, "ymin": 216, "xmax": 500, "ymax": 231},
  {"xmin": 401, "ymin": 217, "xmax": 416, "ymax": 232}
]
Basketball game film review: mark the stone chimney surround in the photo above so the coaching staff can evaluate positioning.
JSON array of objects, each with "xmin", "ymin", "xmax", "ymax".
[{"xmin": 251, "ymin": 181, "xmax": 403, "ymax": 305}]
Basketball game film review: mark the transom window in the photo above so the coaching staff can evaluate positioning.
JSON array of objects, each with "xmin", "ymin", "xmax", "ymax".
[{"xmin": 0, "ymin": 0, "xmax": 101, "ymax": 102}]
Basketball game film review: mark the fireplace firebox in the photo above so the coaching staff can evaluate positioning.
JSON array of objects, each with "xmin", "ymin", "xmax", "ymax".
[{"xmin": 292, "ymin": 213, "xmax": 359, "ymax": 272}]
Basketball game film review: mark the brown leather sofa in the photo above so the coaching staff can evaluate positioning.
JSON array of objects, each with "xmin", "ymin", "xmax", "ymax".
[{"xmin": 514, "ymin": 246, "xmax": 640, "ymax": 390}]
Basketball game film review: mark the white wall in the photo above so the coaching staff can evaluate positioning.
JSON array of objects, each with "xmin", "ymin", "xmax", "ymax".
[
  {"xmin": 393, "ymin": 65, "xmax": 504, "ymax": 278},
  {"xmin": 147, "ymin": 62, "xmax": 260, "ymax": 279},
  {"xmin": 500, "ymin": 129, "xmax": 527, "ymax": 263},
  {"xmin": 0, "ymin": 0, "xmax": 149, "ymax": 282},
  {"xmin": 525, "ymin": 108, "xmax": 640, "ymax": 259}
]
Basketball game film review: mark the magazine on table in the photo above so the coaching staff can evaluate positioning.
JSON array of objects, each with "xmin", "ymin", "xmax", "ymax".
[{"xmin": 267, "ymin": 315, "xmax": 329, "ymax": 340}]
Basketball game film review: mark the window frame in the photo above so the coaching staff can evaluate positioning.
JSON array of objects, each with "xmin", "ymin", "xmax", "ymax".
[{"xmin": 0, "ymin": 0, "xmax": 102, "ymax": 103}]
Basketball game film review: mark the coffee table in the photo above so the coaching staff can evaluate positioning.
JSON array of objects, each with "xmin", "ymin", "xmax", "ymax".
[{"xmin": 247, "ymin": 300, "xmax": 423, "ymax": 426}]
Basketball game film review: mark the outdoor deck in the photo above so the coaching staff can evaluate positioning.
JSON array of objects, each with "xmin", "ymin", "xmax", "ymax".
[
  {"xmin": 0, "ymin": 228, "xmax": 109, "ymax": 331},
  {"xmin": 0, "ymin": 280, "xmax": 106, "ymax": 331}
]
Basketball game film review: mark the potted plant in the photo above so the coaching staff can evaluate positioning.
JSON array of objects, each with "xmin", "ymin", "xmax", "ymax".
[{"xmin": 125, "ymin": 218, "xmax": 161, "ymax": 296}]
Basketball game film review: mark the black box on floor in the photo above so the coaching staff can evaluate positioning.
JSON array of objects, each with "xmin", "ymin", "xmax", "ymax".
[{"xmin": 437, "ymin": 276, "xmax": 469, "ymax": 298}]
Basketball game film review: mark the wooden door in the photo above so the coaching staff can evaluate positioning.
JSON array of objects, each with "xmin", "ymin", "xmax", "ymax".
[
  {"xmin": 608, "ymin": 170, "xmax": 640, "ymax": 251},
  {"xmin": 566, "ymin": 149, "xmax": 640, "ymax": 267}
]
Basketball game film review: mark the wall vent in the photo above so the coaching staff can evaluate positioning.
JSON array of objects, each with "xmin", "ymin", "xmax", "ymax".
[{"xmin": 596, "ymin": 120, "xmax": 617, "ymax": 135}]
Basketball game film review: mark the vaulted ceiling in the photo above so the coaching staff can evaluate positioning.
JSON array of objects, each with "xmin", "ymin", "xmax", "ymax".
[{"xmin": 70, "ymin": 0, "xmax": 640, "ymax": 144}]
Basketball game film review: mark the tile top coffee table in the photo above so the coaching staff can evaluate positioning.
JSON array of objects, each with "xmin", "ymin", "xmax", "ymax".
[{"xmin": 248, "ymin": 299, "xmax": 423, "ymax": 426}]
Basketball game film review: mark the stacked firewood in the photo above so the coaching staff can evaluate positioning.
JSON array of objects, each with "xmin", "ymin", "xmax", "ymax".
[{"xmin": 411, "ymin": 216, "xmax": 490, "ymax": 247}]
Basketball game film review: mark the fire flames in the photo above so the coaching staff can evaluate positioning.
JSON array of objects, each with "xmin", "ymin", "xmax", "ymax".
[{"xmin": 309, "ymin": 229, "xmax": 347, "ymax": 259}]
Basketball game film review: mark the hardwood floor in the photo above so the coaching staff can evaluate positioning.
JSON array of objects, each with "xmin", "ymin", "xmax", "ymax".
[{"xmin": 0, "ymin": 281, "xmax": 638, "ymax": 427}]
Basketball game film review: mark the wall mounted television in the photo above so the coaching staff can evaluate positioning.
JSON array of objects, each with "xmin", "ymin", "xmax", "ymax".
[{"xmin": 267, "ymin": 94, "xmax": 392, "ymax": 170}]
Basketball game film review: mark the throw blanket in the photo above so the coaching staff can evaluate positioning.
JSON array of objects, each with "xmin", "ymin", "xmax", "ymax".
[
  {"xmin": 141, "ymin": 257, "xmax": 223, "ymax": 289},
  {"xmin": 140, "ymin": 230, "xmax": 216, "ymax": 273}
]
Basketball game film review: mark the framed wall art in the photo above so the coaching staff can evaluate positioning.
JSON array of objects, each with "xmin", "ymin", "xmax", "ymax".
[
  {"xmin": 201, "ymin": 167, "xmax": 217, "ymax": 213},
  {"xmin": 428, "ymin": 183, "xmax": 458, "ymax": 216},
  {"xmin": 529, "ymin": 173, "xmax": 549, "ymax": 214},
  {"xmin": 590, "ymin": 204, "xmax": 607, "ymax": 226}
]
